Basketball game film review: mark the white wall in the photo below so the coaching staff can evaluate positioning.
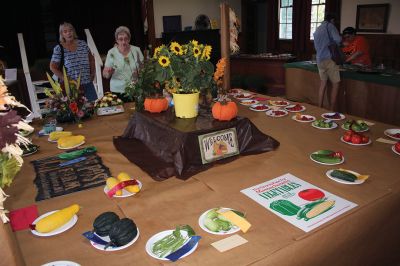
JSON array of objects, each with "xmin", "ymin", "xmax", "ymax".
[
  {"xmin": 153, "ymin": 0, "xmax": 241, "ymax": 38},
  {"xmin": 341, "ymin": 0, "xmax": 400, "ymax": 34}
]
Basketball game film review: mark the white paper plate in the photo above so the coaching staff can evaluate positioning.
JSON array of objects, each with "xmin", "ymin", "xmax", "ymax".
[
  {"xmin": 39, "ymin": 127, "xmax": 63, "ymax": 136},
  {"xmin": 321, "ymin": 112, "xmax": 345, "ymax": 121},
  {"xmin": 239, "ymin": 99, "xmax": 259, "ymax": 106},
  {"xmin": 326, "ymin": 169, "xmax": 364, "ymax": 185},
  {"xmin": 57, "ymin": 141, "xmax": 85, "ymax": 150},
  {"xmin": 269, "ymin": 100, "xmax": 290, "ymax": 107},
  {"xmin": 249, "ymin": 104, "xmax": 269, "ymax": 112},
  {"xmin": 311, "ymin": 121, "xmax": 338, "ymax": 130},
  {"xmin": 48, "ymin": 137, "xmax": 59, "ymax": 143},
  {"xmin": 340, "ymin": 136, "xmax": 371, "ymax": 146},
  {"xmin": 198, "ymin": 207, "xmax": 240, "ymax": 235},
  {"xmin": 292, "ymin": 115, "xmax": 316, "ymax": 123},
  {"xmin": 284, "ymin": 104, "xmax": 306, "ymax": 112},
  {"xmin": 146, "ymin": 230, "xmax": 198, "ymax": 260},
  {"xmin": 90, "ymin": 229, "xmax": 140, "ymax": 251},
  {"xmin": 103, "ymin": 180, "xmax": 142, "ymax": 198},
  {"xmin": 234, "ymin": 93, "xmax": 253, "ymax": 100},
  {"xmin": 341, "ymin": 124, "xmax": 369, "ymax": 132},
  {"xmin": 266, "ymin": 109, "xmax": 288, "ymax": 118},
  {"xmin": 31, "ymin": 211, "xmax": 78, "ymax": 237},
  {"xmin": 309, "ymin": 152, "xmax": 344, "ymax": 165},
  {"xmin": 392, "ymin": 145, "xmax": 400, "ymax": 156},
  {"xmin": 42, "ymin": 261, "xmax": 80, "ymax": 266},
  {"xmin": 384, "ymin": 129, "xmax": 400, "ymax": 141},
  {"xmin": 20, "ymin": 129, "xmax": 34, "ymax": 137},
  {"xmin": 22, "ymin": 148, "xmax": 39, "ymax": 157}
]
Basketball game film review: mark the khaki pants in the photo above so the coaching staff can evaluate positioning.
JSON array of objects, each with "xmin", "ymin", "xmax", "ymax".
[{"xmin": 317, "ymin": 59, "xmax": 340, "ymax": 83}]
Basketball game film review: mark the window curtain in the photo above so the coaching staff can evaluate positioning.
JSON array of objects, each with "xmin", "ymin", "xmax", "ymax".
[{"xmin": 292, "ymin": 0, "xmax": 312, "ymax": 59}]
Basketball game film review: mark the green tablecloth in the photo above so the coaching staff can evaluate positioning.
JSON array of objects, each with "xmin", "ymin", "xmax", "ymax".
[{"xmin": 284, "ymin": 61, "xmax": 400, "ymax": 88}]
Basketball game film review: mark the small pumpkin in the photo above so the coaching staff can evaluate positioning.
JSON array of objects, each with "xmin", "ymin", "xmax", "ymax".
[
  {"xmin": 108, "ymin": 218, "xmax": 138, "ymax": 247},
  {"xmin": 93, "ymin": 212, "xmax": 120, "ymax": 237},
  {"xmin": 212, "ymin": 101, "xmax": 238, "ymax": 121},
  {"xmin": 144, "ymin": 97, "xmax": 168, "ymax": 113}
]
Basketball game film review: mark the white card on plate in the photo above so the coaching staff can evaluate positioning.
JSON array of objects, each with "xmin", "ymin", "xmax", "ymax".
[{"xmin": 211, "ymin": 234, "xmax": 248, "ymax": 252}]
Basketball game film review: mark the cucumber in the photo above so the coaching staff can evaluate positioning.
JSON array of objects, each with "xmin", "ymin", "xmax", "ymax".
[
  {"xmin": 314, "ymin": 150, "xmax": 334, "ymax": 155},
  {"xmin": 311, "ymin": 154, "xmax": 341, "ymax": 164},
  {"xmin": 331, "ymin": 170, "xmax": 357, "ymax": 182},
  {"xmin": 203, "ymin": 217, "xmax": 220, "ymax": 232},
  {"xmin": 232, "ymin": 210, "xmax": 245, "ymax": 218}
]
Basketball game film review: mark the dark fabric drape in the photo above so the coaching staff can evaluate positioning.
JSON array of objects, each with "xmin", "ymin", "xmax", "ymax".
[
  {"xmin": 292, "ymin": 0, "xmax": 312, "ymax": 59},
  {"xmin": 325, "ymin": 0, "xmax": 342, "ymax": 30}
]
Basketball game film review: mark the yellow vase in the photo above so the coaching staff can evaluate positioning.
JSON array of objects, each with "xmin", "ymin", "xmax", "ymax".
[{"xmin": 173, "ymin": 92, "xmax": 200, "ymax": 118}]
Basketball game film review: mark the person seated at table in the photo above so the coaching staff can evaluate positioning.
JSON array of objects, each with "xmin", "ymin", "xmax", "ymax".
[
  {"xmin": 103, "ymin": 26, "xmax": 144, "ymax": 102},
  {"xmin": 341, "ymin": 27, "xmax": 372, "ymax": 67},
  {"xmin": 50, "ymin": 22, "xmax": 98, "ymax": 102}
]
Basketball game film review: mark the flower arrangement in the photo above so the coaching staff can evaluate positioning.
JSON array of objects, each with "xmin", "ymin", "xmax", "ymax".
[
  {"xmin": 1, "ymin": 76, "xmax": 33, "ymax": 222},
  {"xmin": 126, "ymin": 40, "xmax": 216, "ymax": 111},
  {"xmin": 45, "ymin": 68, "xmax": 94, "ymax": 123},
  {"xmin": 94, "ymin": 92, "xmax": 124, "ymax": 116}
]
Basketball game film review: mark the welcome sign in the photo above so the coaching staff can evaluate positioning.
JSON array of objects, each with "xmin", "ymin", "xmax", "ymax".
[{"xmin": 198, "ymin": 128, "xmax": 239, "ymax": 164}]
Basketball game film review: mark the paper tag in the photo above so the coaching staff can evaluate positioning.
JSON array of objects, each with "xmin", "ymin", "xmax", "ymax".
[
  {"xmin": 211, "ymin": 234, "xmax": 248, "ymax": 252},
  {"xmin": 363, "ymin": 121, "xmax": 375, "ymax": 126},
  {"xmin": 376, "ymin": 138, "xmax": 396, "ymax": 144}
]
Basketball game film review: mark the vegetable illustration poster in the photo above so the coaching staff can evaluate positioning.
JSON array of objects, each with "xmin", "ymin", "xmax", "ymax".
[{"xmin": 241, "ymin": 173, "xmax": 357, "ymax": 232}]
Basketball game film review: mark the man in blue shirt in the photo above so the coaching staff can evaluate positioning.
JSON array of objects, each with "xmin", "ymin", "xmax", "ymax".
[{"xmin": 313, "ymin": 13, "xmax": 342, "ymax": 110}]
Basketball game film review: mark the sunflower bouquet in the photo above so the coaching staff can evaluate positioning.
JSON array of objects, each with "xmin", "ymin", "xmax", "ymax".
[
  {"xmin": 44, "ymin": 68, "xmax": 94, "ymax": 123},
  {"xmin": 126, "ymin": 40, "xmax": 215, "ymax": 111}
]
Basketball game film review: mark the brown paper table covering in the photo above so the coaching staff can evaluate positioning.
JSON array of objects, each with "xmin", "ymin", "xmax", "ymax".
[
  {"xmin": 114, "ymin": 108, "xmax": 279, "ymax": 180},
  {"xmin": 2, "ymin": 101, "xmax": 400, "ymax": 265}
]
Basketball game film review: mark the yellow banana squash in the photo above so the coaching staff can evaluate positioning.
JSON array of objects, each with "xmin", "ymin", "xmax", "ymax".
[
  {"xmin": 58, "ymin": 135, "xmax": 85, "ymax": 148},
  {"xmin": 117, "ymin": 172, "xmax": 140, "ymax": 193},
  {"xmin": 49, "ymin": 131, "xmax": 72, "ymax": 141},
  {"xmin": 106, "ymin": 177, "xmax": 122, "ymax": 196},
  {"xmin": 35, "ymin": 204, "xmax": 80, "ymax": 233}
]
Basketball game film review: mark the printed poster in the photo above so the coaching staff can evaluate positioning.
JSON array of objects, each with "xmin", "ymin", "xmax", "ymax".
[{"xmin": 241, "ymin": 173, "xmax": 357, "ymax": 232}]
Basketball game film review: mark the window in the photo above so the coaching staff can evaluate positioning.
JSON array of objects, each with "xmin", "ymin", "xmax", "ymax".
[
  {"xmin": 310, "ymin": 0, "xmax": 326, "ymax": 39},
  {"xmin": 279, "ymin": 0, "xmax": 293, "ymax": 40}
]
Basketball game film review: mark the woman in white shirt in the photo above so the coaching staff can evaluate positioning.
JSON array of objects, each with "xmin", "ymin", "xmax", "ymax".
[{"xmin": 103, "ymin": 26, "xmax": 143, "ymax": 101}]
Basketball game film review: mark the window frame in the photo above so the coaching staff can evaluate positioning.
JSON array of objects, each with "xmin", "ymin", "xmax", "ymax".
[
  {"xmin": 279, "ymin": 0, "xmax": 293, "ymax": 40},
  {"xmin": 310, "ymin": 0, "xmax": 326, "ymax": 40}
]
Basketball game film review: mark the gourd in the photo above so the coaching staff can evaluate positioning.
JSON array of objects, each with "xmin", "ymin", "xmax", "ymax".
[
  {"xmin": 57, "ymin": 135, "xmax": 85, "ymax": 148},
  {"xmin": 116, "ymin": 172, "xmax": 140, "ymax": 193},
  {"xmin": 49, "ymin": 131, "xmax": 72, "ymax": 141},
  {"xmin": 106, "ymin": 177, "xmax": 122, "ymax": 196},
  {"xmin": 212, "ymin": 101, "xmax": 238, "ymax": 121},
  {"xmin": 34, "ymin": 204, "xmax": 80, "ymax": 233},
  {"xmin": 144, "ymin": 98, "xmax": 168, "ymax": 113},
  {"xmin": 93, "ymin": 212, "xmax": 120, "ymax": 237},
  {"xmin": 270, "ymin": 200, "xmax": 301, "ymax": 216},
  {"xmin": 108, "ymin": 218, "xmax": 138, "ymax": 247}
]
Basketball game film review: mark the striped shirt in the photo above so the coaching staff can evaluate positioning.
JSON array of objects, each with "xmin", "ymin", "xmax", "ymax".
[{"xmin": 51, "ymin": 40, "xmax": 91, "ymax": 84}]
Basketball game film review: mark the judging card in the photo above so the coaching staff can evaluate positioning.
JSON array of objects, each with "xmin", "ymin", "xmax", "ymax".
[{"xmin": 211, "ymin": 234, "xmax": 248, "ymax": 252}]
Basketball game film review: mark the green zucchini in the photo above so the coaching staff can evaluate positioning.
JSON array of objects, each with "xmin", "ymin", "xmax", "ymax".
[
  {"xmin": 331, "ymin": 170, "xmax": 357, "ymax": 182},
  {"xmin": 311, "ymin": 154, "xmax": 341, "ymax": 164},
  {"xmin": 204, "ymin": 217, "xmax": 220, "ymax": 232}
]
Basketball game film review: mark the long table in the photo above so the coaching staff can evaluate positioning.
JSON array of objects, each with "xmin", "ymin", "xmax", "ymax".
[
  {"xmin": 2, "ymin": 100, "xmax": 400, "ymax": 265},
  {"xmin": 284, "ymin": 61, "xmax": 400, "ymax": 126}
]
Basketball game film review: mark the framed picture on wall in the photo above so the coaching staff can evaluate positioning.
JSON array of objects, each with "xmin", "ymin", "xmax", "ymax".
[{"xmin": 356, "ymin": 4, "xmax": 390, "ymax": 33}]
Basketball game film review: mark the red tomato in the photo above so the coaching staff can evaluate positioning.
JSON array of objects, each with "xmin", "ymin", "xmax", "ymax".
[
  {"xmin": 343, "ymin": 134, "xmax": 352, "ymax": 142},
  {"xmin": 395, "ymin": 142, "xmax": 400, "ymax": 152},
  {"xmin": 361, "ymin": 136, "xmax": 369, "ymax": 144},
  {"xmin": 351, "ymin": 135, "xmax": 362, "ymax": 144},
  {"xmin": 344, "ymin": 130, "xmax": 353, "ymax": 136},
  {"xmin": 298, "ymin": 189, "xmax": 325, "ymax": 201}
]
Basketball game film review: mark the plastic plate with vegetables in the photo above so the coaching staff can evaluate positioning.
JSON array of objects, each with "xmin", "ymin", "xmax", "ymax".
[{"xmin": 198, "ymin": 207, "xmax": 244, "ymax": 235}]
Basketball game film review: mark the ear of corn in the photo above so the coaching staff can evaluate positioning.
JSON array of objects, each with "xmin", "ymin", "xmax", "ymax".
[
  {"xmin": 57, "ymin": 135, "xmax": 85, "ymax": 148},
  {"xmin": 35, "ymin": 204, "xmax": 80, "ymax": 233},
  {"xmin": 305, "ymin": 200, "xmax": 335, "ymax": 219},
  {"xmin": 49, "ymin": 131, "xmax": 72, "ymax": 141},
  {"xmin": 116, "ymin": 172, "xmax": 140, "ymax": 193},
  {"xmin": 106, "ymin": 177, "xmax": 122, "ymax": 196}
]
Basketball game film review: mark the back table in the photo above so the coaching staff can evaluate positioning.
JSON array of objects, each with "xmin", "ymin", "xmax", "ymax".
[{"xmin": 2, "ymin": 99, "xmax": 400, "ymax": 266}]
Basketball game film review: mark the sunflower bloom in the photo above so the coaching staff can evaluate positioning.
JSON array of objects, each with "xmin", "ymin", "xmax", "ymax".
[
  {"xmin": 158, "ymin": 56, "xmax": 171, "ymax": 67},
  {"xmin": 193, "ymin": 47, "xmax": 201, "ymax": 58},
  {"xmin": 190, "ymin": 40, "xmax": 199, "ymax": 46},
  {"xmin": 153, "ymin": 45, "xmax": 165, "ymax": 59},
  {"xmin": 201, "ymin": 45, "xmax": 212, "ymax": 60},
  {"xmin": 170, "ymin": 42, "xmax": 183, "ymax": 55}
]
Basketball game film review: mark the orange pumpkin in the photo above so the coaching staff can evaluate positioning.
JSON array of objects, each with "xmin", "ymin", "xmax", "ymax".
[
  {"xmin": 144, "ymin": 98, "xmax": 168, "ymax": 113},
  {"xmin": 212, "ymin": 101, "xmax": 238, "ymax": 121}
]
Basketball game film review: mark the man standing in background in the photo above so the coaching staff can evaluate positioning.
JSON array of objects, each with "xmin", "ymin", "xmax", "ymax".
[{"xmin": 313, "ymin": 13, "xmax": 342, "ymax": 110}]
